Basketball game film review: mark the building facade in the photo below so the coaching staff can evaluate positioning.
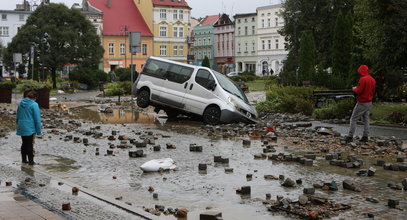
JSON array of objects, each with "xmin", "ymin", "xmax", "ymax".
[
  {"xmin": 234, "ymin": 13, "xmax": 257, "ymax": 73},
  {"xmin": 0, "ymin": 10, "xmax": 32, "ymax": 47},
  {"xmin": 192, "ymin": 15, "xmax": 219, "ymax": 68},
  {"xmin": 256, "ymin": 4, "xmax": 287, "ymax": 76},
  {"xmin": 136, "ymin": 0, "xmax": 191, "ymax": 63},
  {"xmin": 88, "ymin": 0, "xmax": 153, "ymax": 73},
  {"xmin": 213, "ymin": 14, "xmax": 234, "ymax": 74}
]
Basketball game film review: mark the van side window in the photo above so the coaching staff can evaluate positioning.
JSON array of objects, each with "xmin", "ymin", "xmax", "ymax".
[
  {"xmin": 195, "ymin": 69, "xmax": 215, "ymax": 90},
  {"xmin": 166, "ymin": 64, "xmax": 193, "ymax": 84},
  {"xmin": 143, "ymin": 59, "xmax": 170, "ymax": 78}
]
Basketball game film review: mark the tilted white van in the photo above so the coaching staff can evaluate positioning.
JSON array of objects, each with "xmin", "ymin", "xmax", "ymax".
[{"xmin": 132, "ymin": 57, "xmax": 257, "ymax": 124}]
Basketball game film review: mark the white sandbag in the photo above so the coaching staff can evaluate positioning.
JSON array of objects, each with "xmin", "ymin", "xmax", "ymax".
[
  {"xmin": 57, "ymin": 90, "xmax": 65, "ymax": 94},
  {"xmin": 140, "ymin": 158, "xmax": 176, "ymax": 172},
  {"xmin": 49, "ymin": 97, "xmax": 57, "ymax": 101}
]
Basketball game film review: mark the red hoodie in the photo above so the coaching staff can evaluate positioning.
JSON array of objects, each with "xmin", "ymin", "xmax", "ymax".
[{"xmin": 354, "ymin": 65, "xmax": 376, "ymax": 103}]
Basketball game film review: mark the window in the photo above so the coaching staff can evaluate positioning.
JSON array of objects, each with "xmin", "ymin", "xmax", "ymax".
[
  {"xmin": 207, "ymin": 51, "xmax": 211, "ymax": 59},
  {"xmin": 143, "ymin": 59, "xmax": 170, "ymax": 78},
  {"xmin": 173, "ymin": 45, "xmax": 178, "ymax": 56},
  {"xmin": 173, "ymin": 10, "xmax": 178, "ymax": 20},
  {"xmin": 238, "ymin": 27, "xmax": 241, "ymax": 35},
  {"xmin": 262, "ymin": 40, "xmax": 265, "ymax": 50},
  {"xmin": 207, "ymin": 37, "xmax": 211, "ymax": 45},
  {"xmin": 142, "ymin": 44, "xmax": 147, "ymax": 55},
  {"xmin": 1, "ymin": 14, "xmax": 7, "ymax": 20},
  {"xmin": 275, "ymin": 39, "xmax": 279, "ymax": 49},
  {"xmin": 160, "ymin": 26, "xmax": 167, "ymax": 37},
  {"xmin": 252, "ymin": 41, "xmax": 255, "ymax": 51},
  {"xmin": 120, "ymin": 43, "xmax": 125, "ymax": 54},
  {"xmin": 195, "ymin": 69, "xmax": 215, "ymax": 90},
  {"xmin": 198, "ymin": 39, "xmax": 201, "ymax": 46},
  {"xmin": 173, "ymin": 27, "xmax": 178, "ymax": 37},
  {"xmin": 109, "ymin": 43, "xmax": 114, "ymax": 55},
  {"xmin": 179, "ymin": 10, "xmax": 184, "ymax": 20},
  {"xmin": 252, "ymin": 26, "xmax": 255, "ymax": 35},
  {"xmin": 179, "ymin": 45, "xmax": 184, "ymax": 56},
  {"xmin": 261, "ymin": 19, "xmax": 265, "ymax": 28},
  {"xmin": 203, "ymin": 38, "xmax": 206, "ymax": 45},
  {"xmin": 267, "ymin": 18, "xmax": 271, "ymax": 27},
  {"xmin": 245, "ymin": 42, "xmax": 248, "ymax": 52},
  {"xmin": 160, "ymin": 9, "xmax": 167, "ymax": 19},
  {"xmin": 245, "ymin": 26, "xmax": 248, "ymax": 35},
  {"xmin": 275, "ymin": 17, "xmax": 279, "ymax": 26},
  {"xmin": 237, "ymin": 19, "xmax": 241, "ymax": 23},
  {"xmin": 268, "ymin": 40, "xmax": 271, "ymax": 50},
  {"xmin": 160, "ymin": 45, "xmax": 167, "ymax": 56},
  {"xmin": 252, "ymin": 17, "xmax": 255, "ymax": 22},
  {"xmin": 166, "ymin": 64, "xmax": 193, "ymax": 83},
  {"xmin": 179, "ymin": 27, "xmax": 184, "ymax": 37},
  {"xmin": 19, "ymin": 14, "xmax": 24, "ymax": 21},
  {"xmin": 238, "ymin": 43, "xmax": 241, "ymax": 52},
  {"xmin": 0, "ymin": 27, "xmax": 9, "ymax": 36},
  {"xmin": 244, "ymin": 18, "xmax": 247, "ymax": 23}
]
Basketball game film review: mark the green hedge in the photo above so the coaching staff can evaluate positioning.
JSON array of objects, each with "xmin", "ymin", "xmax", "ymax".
[
  {"xmin": 69, "ymin": 68, "xmax": 108, "ymax": 89},
  {"xmin": 113, "ymin": 68, "xmax": 138, "ymax": 82},
  {"xmin": 256, "ymin": 85, "xmax": 316, "ymax": 115},
  {"xmin": 105, "ymin": 81, "xmax": 132, "ymax": 96},
  {"xmin": 313, "ymin": 99, "xmax": 354, "ymax": 119}
]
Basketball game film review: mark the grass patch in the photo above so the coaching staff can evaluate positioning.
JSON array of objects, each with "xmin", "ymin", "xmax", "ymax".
[
  {"xmin": 370, "ymin": 102, "xmax": 407, "ymax": 124},
  {"xmin": 246, "ymin": 80, "xmax": 266, "ymax": 91}
]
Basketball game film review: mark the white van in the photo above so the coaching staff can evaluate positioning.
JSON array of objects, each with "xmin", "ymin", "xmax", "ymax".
[{"xmin": 132, "ymin": 57, "xmax": 257, "ymax": 124}]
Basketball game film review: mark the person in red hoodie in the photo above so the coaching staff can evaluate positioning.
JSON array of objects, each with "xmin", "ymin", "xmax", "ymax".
[{"xmin": 345, "ymin": 65, "xmax": 376, "ymax": 143}]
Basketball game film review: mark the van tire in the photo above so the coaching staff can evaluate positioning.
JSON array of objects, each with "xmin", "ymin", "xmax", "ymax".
[
  {"xmin": 137, "ymin": 89, "xmax": 150, "ymax": 108},
  {"xmin": 203, "ymin": 106, "xmax": 221, "ymax": 125}
]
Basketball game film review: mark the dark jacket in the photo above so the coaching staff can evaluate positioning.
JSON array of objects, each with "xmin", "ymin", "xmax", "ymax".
[
  {"xmin": 354, "ymin": 65, "xmax": 376, "ymax": 103},
  {"xmin": 16, "ymin": 98, "xmax": 42, "ymax": 136}
]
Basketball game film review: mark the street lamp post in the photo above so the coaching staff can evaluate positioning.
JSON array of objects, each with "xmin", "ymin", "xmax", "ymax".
[{"xmin": 41, "ymin": 32, "xmax": 49, "ymax": 81}]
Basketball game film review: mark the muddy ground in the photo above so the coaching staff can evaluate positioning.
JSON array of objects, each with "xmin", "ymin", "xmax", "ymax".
[{"xmin": 0, "ymin": 93, "xmax": 406, "ymax": 220}]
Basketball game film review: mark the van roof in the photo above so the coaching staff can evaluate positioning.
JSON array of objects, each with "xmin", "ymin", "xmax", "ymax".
[{"xmin": 148, "ymin": 56, "xmax": 202, "ymax": 70}]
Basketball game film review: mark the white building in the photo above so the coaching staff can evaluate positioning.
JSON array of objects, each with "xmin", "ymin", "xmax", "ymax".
[
  {"xmin": 256, "ymin": 4, "xmax": 287, "ymax": 76},
  {"xmin": 234, "ymin": 13, "xmax": 257, "ymax": 73},
  {"xmin": 0, "ymin": 10, "xmax": 32, "ymax": 47}
]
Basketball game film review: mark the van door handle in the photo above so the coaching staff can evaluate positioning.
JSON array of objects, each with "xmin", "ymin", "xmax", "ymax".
[
  {"xmin": 184, "ymin": 82, "xmax": 188, "ymax": 89},
  {"xmin": 189, "ymin": 84, "xmax": 193, "ymax": 90}
]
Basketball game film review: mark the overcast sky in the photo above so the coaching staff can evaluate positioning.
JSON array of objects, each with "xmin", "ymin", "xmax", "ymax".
[{"xmin": 2, "ymin": 0, "xmax": 281, "ymax": 18}]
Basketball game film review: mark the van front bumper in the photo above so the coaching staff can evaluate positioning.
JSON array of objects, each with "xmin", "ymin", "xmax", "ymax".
[{"xmin": 220, "ymin": 109, "xmax": 257, "ymax": 124}]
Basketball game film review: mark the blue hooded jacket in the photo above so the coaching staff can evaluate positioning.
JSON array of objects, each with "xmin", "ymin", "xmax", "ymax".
[{"xmin": 16, "ymin": 98, "xmax": 42, "ymax": 136}]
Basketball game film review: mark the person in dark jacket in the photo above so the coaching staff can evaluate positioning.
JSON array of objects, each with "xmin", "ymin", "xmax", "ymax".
[
  {"xmin": 16, "ymin": 91, "xmax": 42, "ymax": 165},
  {"xmin": 345, "ymin": 65, "xmax": 376, "ymax": 143}
]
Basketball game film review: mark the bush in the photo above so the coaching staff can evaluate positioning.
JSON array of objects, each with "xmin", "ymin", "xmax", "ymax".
[
  {"xmin": 387, "ymin": 112, "xmax": 405, "ymax": 123},
  {"xmin": 16, "ymin": 80, "xmax": 52, "ymax": 93},
  {"xmin": 313, "ymin": 99, "xmax": 354, "ymax": 119},
  {"xmin": 0, "ymin": 81, "xmax": 16, "ymax": 89},
  {"xmin": 113, "ymin": 68, "xmax": 139, "ymax": 82},
  {"xmin": 256, "ymin": 85, "xmax": 317, "ymax": 115},
  {"xmin": 69, "ymin": 67, "xmax": 108, "ymax": 89},
  {"xmin": 231, "ymin": 72, "xmax": 258, "ymax": 82},
  {"xmin": 105, "ymin": 81, "xmax": 132, "ymax": 97}
]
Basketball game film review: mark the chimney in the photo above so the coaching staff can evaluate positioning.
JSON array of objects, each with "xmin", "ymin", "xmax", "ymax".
[{"xmin": 106, "ymin": 0, "xmax": 111, "ymax": 8}]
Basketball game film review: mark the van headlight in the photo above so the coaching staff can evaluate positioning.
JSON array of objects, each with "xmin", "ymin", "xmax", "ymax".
[{"xmin": 228, "ymin": 96, "xmax": 237, "ymax": 108}]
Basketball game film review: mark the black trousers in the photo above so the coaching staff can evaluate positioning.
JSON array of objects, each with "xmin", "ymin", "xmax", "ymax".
[{"xmin": 21, "ymin": 135, "xmax": 34, "ymax": 163}]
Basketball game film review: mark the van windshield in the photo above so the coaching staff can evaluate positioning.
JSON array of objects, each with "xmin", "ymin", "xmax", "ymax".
[{"xmin": 213, "ymin": 71, "xmax": 249, "ymax": 103}]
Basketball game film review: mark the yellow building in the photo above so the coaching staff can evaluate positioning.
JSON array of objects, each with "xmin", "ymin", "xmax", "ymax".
[
  {"xmin": 135, "ymin": 0, "xmax": 191, "ymax": 63},
  {"xmin": 88, "ymin": 0, "xmax": 153, "ymax": 72}
]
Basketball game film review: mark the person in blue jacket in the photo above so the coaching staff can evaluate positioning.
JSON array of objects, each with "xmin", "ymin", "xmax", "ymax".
[{"xmin": 16, "ymin": 90, "xmax": 42, "ymax": 165}]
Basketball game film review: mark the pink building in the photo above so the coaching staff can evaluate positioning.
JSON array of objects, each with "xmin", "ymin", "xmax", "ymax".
[{"xmin": 214, "ymin": 14, "xmax": 235, "ymax": 74}]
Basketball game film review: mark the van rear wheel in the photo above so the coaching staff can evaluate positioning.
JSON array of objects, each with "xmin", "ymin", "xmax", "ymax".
[
  {"xmin": 165, "ymin": 109, "xmax": 179, "ymax": 118},
  {"xmin": 137, "ymin": 89, "xmax": 150, "ymax": 108},
  {"xmin": 203, "ymin": 106, "xmax": 221, "ymax": 125}
]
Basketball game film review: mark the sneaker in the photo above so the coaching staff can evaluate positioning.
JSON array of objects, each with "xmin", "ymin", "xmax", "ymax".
[
  {"xmin": 28, "ymin": 162, "xmax": 38, "ymax": 166},
  {"xmin": 22, "ymin": 161, "xmax": 28, "ymax": 164},
  {"xmin": 360, "ymin": 136, "xmax": 368, "ymax": 142},
  {"xmin": 344, "ymin": 136, "xmax": 353, "ymax": 143}
]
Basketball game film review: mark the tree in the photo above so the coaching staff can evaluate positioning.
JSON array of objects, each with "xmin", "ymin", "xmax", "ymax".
[
  {"xmin": 4, "ymin": 3, "xmax": 103, "ymax": 88},
  {"xmin": 202, "ymin": 56, "xmax": 211, "ymax": 68},
  {"xmin": 298, "ymin": 31, "xmax": 316, "ymax": 84},
  {"xmin": 332, "ymin": 10, "xmax": 353, "ymax": 83}
]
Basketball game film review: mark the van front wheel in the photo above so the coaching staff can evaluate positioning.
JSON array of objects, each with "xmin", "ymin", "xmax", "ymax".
[
  {"xmin": 203, "ymin": 106, "xmax": 221, "ymax": 125},
  {"xmin": 137, "ymin": 90, "xmax": 150, "ymax": 108}
]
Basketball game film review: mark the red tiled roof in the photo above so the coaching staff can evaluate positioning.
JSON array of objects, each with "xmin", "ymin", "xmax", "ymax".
[
  {"xmin": 87, "ymin": 0, "xmax": 153, "ymax": 37},
  {"xmin": 200, "ymin": 15, "xmax": 220, "ymax": 26},
  {"xmin": 152, "ymin": 0, "xmax": 190, "ymax": 8}
]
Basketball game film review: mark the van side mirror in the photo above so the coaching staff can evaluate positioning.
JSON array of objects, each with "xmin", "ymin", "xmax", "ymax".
[{"xmin": 208, "ymin": 81, "xmax": 217, "ymax": 91}]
